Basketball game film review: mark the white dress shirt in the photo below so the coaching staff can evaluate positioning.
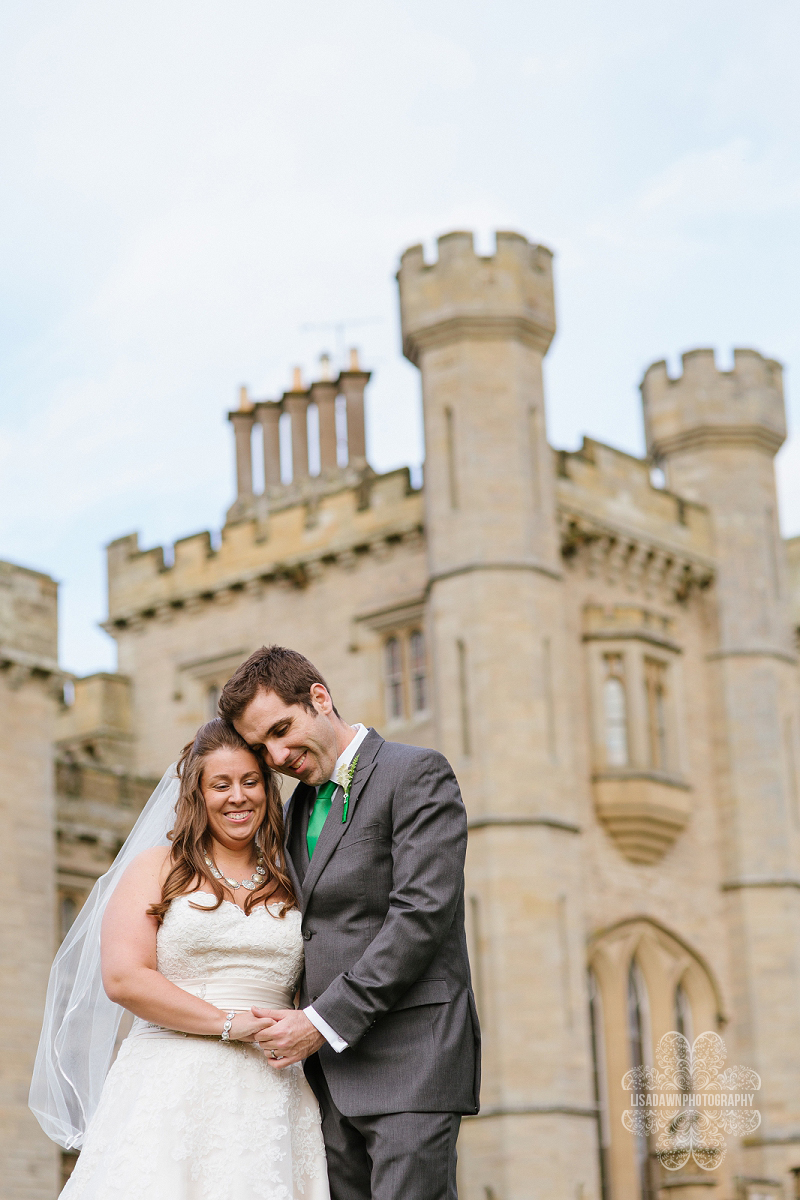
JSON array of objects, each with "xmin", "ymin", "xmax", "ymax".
[{"xmin": 303, "ymin": 723, "xmax": 369, "ymax": 1053}]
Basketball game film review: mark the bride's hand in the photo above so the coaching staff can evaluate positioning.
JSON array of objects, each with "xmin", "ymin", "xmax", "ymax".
[{"xmin": 226, "ymin": 1012, "xmax": 277, "ymax": 1043}]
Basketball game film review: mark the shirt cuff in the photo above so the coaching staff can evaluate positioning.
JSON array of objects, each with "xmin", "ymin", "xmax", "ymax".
[{"xmin": 304, "ymin": 1005, "xmax": 348, "ymax": 1053}]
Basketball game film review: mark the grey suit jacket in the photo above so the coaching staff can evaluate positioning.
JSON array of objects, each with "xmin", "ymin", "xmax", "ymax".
[{"xmin": 284, "ymin": 729, "xmax": 481, "ymax": 1118}]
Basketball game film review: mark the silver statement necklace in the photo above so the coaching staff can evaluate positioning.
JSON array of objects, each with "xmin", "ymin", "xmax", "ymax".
[{"xmin": 203, "ymin": 850, "xmax": 267, "ymax": 892}]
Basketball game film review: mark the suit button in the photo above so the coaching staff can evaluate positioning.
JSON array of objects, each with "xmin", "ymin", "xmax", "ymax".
[
  {"xmin": 302, "ymin": 930, "xmax": 314, "ymax": 940},
  {"xmin": 311, "ymin": 995, "xmax": 318, "ymax": 1002}
]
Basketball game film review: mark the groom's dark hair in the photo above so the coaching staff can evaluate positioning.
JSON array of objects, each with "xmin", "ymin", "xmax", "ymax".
[{"xmin": 218, "ymin": 644, "xmax": 340, "ymax": 721}]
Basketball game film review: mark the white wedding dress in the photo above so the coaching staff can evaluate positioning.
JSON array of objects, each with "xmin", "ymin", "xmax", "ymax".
[{"xmin": 61, "ymin": 893, "xmax": 329, "ymax": 1200}]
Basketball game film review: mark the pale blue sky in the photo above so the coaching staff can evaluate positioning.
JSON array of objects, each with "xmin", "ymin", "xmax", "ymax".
[{"xmin": 2, "ymin": 0, "xmax": 799, "ymax": 674}]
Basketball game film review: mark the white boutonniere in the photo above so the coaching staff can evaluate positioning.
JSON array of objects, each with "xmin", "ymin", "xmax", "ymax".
[{"xmin": 337, "ymin": 754, "xmax": 359, "ymax": 823}]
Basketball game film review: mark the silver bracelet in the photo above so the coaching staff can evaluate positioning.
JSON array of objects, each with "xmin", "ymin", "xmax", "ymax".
[{"xmin": 221, "ymin": 1011, "xmax": 236, "ymax": 1042}]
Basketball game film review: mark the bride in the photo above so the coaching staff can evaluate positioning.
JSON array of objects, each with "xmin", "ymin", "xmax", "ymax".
[{"xmin": 31, "ymin": 718, "xmax": 329, "ymax": 1200}]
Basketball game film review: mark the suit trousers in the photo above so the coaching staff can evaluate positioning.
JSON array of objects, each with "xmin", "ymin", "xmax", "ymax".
[{"xmin": 305, "ymin": 1055, "xmax": 461, "ymax": 1200}]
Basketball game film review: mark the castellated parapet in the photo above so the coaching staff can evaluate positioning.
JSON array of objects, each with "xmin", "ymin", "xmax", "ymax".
[
  {"xmin": 0, "ymin": 559, "xmax": 60, "ymax": 673},
  {"xmin": 398, "ymin": 230, "xmax": 555, "ymax": 364},
  {"xmin": 106, "ymin": 467, "xmax": 423, "ymax": 629},
  {"xmin": 641, "ymin": 347, "xmax": 785, "ymax": 460}
]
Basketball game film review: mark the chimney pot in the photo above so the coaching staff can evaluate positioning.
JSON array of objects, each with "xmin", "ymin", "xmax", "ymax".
[
  {"xmin": 292, "ymin": 366, "xmax": 304, "ymax": 392},
  {"xmin": 349, "ymin": 347, "xmax": 361, "ymax": 372}
]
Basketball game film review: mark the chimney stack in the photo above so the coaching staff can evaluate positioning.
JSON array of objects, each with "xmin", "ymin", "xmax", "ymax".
[
  {"xmin": 283, "ymin": 368, "xmax": 310, "ymax": 483},
  {"xmin": 227, "ymin": 354, "xmax": 372, "ymax": 518},
  {"xmin": 311, "ymin": 354, "xmax": 339, "ymax": 474},
  {"xmin": 338, "ymin": 347, "xmax": 370, "ymax": 465}
]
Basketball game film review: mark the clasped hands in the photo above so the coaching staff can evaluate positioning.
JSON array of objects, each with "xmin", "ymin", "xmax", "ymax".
[{"xmin": 230, "ymin": 1008, "xmax": 325, "ymax": 1068}]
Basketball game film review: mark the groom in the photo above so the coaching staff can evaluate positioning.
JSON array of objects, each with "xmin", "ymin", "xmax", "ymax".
[{"xmin": 219, "ymin": 645, "xmax": 480, "ymax": 1200}]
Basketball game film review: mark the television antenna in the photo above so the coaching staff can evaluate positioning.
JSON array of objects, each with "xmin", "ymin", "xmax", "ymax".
[{"xmin": 299, "ymin": 317, "xmax": 382, "ymax": 363}]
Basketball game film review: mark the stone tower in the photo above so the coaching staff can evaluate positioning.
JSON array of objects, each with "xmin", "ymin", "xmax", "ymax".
[
  {"xmin": 398, "ymin": 233, "xmax": 600, "ymax": 1200},
  {"xmin": 0, "ymin": 561, "xmax": 61, "ymax": 1199},
  {"xmin": 641, "ymin": 349, "xmax": 800, "ymax": 1181}
]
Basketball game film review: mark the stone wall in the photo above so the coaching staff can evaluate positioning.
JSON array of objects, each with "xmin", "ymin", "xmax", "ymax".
[{"xmin": 0, "ymin": 561, "xmax": 61, "ymax": 1200}]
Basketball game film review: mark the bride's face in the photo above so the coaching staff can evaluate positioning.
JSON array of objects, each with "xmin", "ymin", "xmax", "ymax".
[{"xmin": 200, "ymin": 746, "xmax": 268, "ymax": 854}]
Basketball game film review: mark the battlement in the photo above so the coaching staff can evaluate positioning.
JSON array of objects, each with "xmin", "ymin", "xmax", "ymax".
[
  {"xmin": 57, "ymin": 672, "xmax": 134, "ymax": 771},
  {"xmin": 106, "ymin": 467, "xmax": 424, "ymax": 626},
  {"xmin": 397, "ymin": 229, "xmax": 556, "ymax": 365},
  {"xmin": 555, "ymin": 437, "xmax": 714, "ymax": 561},
  {"xmin": 641, "ymin": 347, "xmax": 786, "ymax": 460},
  {"xmin": 0, "ymin": 558, "xmax": 59, "ymax": 670}
]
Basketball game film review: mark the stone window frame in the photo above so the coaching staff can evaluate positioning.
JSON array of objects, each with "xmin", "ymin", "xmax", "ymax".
[
  {"xmin": 352, "ymin": 595, "xmax": 431, "ymax": 730},
  {"xmin": 584, "ymin": 608, "xmax": 693, "ymax": 863},
  {"xmin": 172, "ymin": 648, "xmax": 248, "ymax": 725},
  {"xmin": 379, "ymin": 625, "xmax": 430, "ymax": 728},
  {"xmin": 601, "ymin": 652, "xmax": 630, "ymax": 768},
  {"xmin": 384, "ymin": 636, "xmax": 404, "ymax": 722},
  {"xmin": 585, "ymin": 627, "xmax": 687, "ymax": 785}
]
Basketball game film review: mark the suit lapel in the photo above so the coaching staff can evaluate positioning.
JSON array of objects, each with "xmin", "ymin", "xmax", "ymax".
[
  {"xmin": 283, "ymin": 782, "xmax": 312, "ymax": 897},
  {"xmin": 301, "ymin": 729, "xmax": 384, "ymax": 904}
]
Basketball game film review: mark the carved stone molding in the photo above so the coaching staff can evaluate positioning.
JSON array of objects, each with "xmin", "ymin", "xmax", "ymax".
[
  {"xmin": 592, "ymin": 771, "xmax": 691, "ymax": 865},
  {"xmin": 559, "ymin": 510, "xmax": 714, "ymax": 604},
  {"xmin": 0, "ymin": 645, "xmax": 65, "ymax": 695},
  {"xmin": 106, "ymin": 522, "xmax": 427, "ymax": 629}
]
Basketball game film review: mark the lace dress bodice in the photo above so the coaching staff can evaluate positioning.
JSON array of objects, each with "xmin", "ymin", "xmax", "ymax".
[{"xmin": 157, "ymin": 893, "xmax": 304, "ymax": 993}]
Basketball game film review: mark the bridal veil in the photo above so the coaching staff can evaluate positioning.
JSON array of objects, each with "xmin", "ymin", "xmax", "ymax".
[{"xmin": 29, "ymin": 764, "xmax": 179, "ymax": 1149}]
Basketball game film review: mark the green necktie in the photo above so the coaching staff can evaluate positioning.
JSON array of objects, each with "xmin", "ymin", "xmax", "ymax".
[{"xmin": 307, "ymin": 780, "xmax": 337, "ymax": 858}]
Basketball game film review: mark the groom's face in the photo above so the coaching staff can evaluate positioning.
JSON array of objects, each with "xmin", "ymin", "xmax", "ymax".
[{"xmin": 235, "ymin": 683, "xmax": 339, "ymax": 787}]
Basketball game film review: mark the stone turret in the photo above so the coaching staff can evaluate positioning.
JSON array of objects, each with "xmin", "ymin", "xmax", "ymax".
[
  {"xmin": 398, "ymin": 232, "xmax": 598, "ymax": 1200},
  {"xmin": 0, "ymin": 561, "xmax": 61, "ymax": 1197},
  {"xmin": 399, "ymin": 231, "xmax": 559, "ymax": 573},
  {"xmin": 642, "ymin": 348, "xmax": 800, "ymax": 1184},
  {"xmin": 643, "ymin": 348, "xmax": 785, "ymax": 463},
  {"xmin": 642, "ymin": 348, "xmax": 789, "ymax": 652}
]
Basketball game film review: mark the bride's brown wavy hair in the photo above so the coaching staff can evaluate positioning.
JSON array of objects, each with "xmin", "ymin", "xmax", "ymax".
[{"xmin": 147, "ymin": 718, "xmax": 296, "ymax": 923}]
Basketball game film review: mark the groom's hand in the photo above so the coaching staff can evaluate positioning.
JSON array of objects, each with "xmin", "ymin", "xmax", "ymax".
[{"xmin": 251, "ymin": 1008, "xmax": 325, "ymax": 1067}]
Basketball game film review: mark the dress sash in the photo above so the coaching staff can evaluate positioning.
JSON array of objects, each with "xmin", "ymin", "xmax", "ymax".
[{"xmin": 129, "ymin": 977, "xmax": 295, "ymax": 1040}]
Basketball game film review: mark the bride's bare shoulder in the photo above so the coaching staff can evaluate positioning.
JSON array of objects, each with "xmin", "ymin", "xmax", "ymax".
[
  {"xmin": 123, "ymin": 846, "xmax": 173, "ymax": 885},
  {"xmin": 104, "ymin": 847, "xmax": 173, "ymax": 919}
]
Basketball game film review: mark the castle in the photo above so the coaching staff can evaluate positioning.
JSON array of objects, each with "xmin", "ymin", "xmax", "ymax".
[{"xmin": 3, "ymin": 229, "xmax": 800, "ymax": 1200}]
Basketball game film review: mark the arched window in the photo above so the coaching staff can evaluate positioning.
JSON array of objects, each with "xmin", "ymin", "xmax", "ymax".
[
  {"xmin": 588, "ymin": 971, "xmax": 611, "ymax": 1200},
  {"xmin": 627, "ymin": 960, "xmax": 654, "ymax": 1200},
  {"xmin": 675, "ymin": 980, "xmax": 693, "ymax": 1043},
  {"xmin": 603, "ymin": 655, "xmax": 629, "ymax": 767},
  {"xmin": 590, "ymin": 920, "xmax": 722, "ymax": 1200},
  {"xmin": 384, "ymin": 638, "xmax": 404, "ymax": 721},
  {"xmin": 673, "ymin": 978, "xmax": 694, "ymax": 1100}
]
